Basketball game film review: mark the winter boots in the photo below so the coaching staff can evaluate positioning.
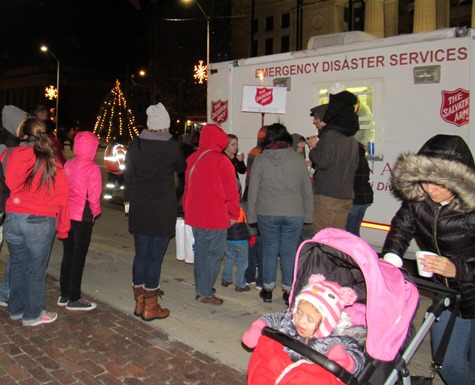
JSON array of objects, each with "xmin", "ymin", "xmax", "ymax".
[
  {"xmin": 141, "ymin": 288, "xmax": 170, "ymax": 321},
  {"xmin": 133, "ymin": 285, "xmax": 145, "ymax": 317}
]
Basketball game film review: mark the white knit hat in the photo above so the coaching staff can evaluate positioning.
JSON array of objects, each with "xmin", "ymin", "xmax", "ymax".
[
  {"xmin": 328, "ymin": 82, "xmax": 347, "ymax": 95},
  {"xmin": 146, "ymin": 103, "xmax": 170, "ymax": 131},
  {"xmin": 293, "ymin": 274, "xmax": 357, "ymax": 338}
]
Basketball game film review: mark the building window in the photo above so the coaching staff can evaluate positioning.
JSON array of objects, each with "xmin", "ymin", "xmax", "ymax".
[
  {"xmin": 265, "ymin": 16, "xmax": 274, "ymax": 31},
  {"xmin": 252, "ymin": 19, "xmax": 258, "ymax": 34},
  {"xmin": 281, "ymin": 35, "xmax": 290, "ymax": 53},
  {"xmin": 265, "ymin": 38, "xmax": 273, "ymax": 55},
  {"xmin": 251, "ymin": 40, "xmax": 258, "ymax": 57},
  {"xmin": 281, "ymin": 13, "xmax": 290, "ymax": 29}
]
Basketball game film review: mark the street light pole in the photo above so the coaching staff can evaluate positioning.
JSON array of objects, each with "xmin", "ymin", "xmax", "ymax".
[
  {"xmin": 181, "ymin": 0, "xmax": 210, "ymax": 68},
  {"xmin": 41, "ymin": 46, "xmax": 60, "ymax": 131}
]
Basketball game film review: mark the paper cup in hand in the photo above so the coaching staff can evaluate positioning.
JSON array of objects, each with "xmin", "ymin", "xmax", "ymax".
[
  {"xmin": 415, "ymin": 251, "xmax": 437, "ymax": 277},
  {"xmin": 124, "ymin": 202, "xmax": 129, "ymax": 214},
  {"xmin": 383, "ymin": 253, "xmax": 403, "ymax": 268}
]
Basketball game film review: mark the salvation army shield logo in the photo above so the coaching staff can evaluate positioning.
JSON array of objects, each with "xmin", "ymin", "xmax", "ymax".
[
  {"xmin": 211, "ymin": 100, "xmax": 228, "ymax": 124},
  {"xmin": 255, "ymin": 87, "xmax": 273, "ymax": 106},
  {"xmin": 440, "ymin": 89, "xmax": 469, "ymax": 127}
]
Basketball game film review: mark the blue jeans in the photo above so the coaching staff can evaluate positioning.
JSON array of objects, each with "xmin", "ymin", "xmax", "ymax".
[
  {"xmin": 222, "ymin": 241, "xmax": 248, "ymax": 288},
  {"xmin": 133, "ymin": 234, "xmax": 170, "ymax": 289},
  {"xmin": 192, "ymin": 227, "xmax": 227, "ymax": 297},
  {"xmin": 0, "ymin": 259, "xmax": 10, "ymax": 302},
  {"xmin": 244, "ymin": 234, "xmax": 263, "ymax": 287},
  {"xmin": 345, "ymin": 203, "xmax": 371, "ymax": 237},
  {"xmin": 431, "ymin": 309, "xmax": 475, "ymax": 384},
  {"xmin": 4, "ymin": 213, "xmax": 56, "ymax": 322},
  {"xmin": 257, "ymin": 215, "xmax": 303, "ymax": 291}
]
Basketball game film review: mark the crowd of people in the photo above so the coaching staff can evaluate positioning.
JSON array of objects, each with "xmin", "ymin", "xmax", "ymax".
[{"xmin": 0, "ymin": 86, "xmax": 473, "ymax": 384}]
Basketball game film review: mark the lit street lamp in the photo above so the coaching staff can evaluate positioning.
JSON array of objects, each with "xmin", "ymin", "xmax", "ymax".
[
  {"xmin": 181, "ymin": 0, "xmax": 210, "ymax": 69},
  {"xmin": 40, "ymin": 45, "xmax": 60, "ymax": 131}
]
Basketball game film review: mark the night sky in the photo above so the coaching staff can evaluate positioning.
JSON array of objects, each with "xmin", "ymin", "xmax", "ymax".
[
  {"xmin": 0, "ymin": 0, "xmax": 232, "ymax": 124},
  {"xmin": 0, "ymin": 0, "xmax": 214, "ymax": 74}
]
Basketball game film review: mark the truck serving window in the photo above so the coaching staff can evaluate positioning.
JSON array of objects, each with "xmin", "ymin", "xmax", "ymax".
[{"xmin": 317, "ymin": 85, "xmax": 380, "ymax": 159}]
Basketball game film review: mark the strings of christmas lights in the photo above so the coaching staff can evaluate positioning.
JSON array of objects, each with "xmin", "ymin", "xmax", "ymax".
[{"xmin": 93, "ymin": 80, "xmax": 140, "ymax": 142}]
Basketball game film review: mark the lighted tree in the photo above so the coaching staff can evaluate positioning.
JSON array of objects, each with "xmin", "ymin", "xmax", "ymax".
[{"xmin": 93, "ymin": 80, "xmax": 140, "ymax": 142}]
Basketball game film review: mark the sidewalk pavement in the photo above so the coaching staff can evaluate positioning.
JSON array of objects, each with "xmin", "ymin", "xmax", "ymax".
[{"xmin": 0, "ymin": 203, "xmax": 442, "ymax": 384}]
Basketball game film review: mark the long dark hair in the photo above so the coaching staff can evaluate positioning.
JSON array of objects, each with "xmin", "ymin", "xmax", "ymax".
[
  {"xmin": 19, "ymin": 117, "xmax": 58, "ymax": 192},
  {"xmin": 262, "ymin": 123, "xmax": 292, "ymax": 148}
]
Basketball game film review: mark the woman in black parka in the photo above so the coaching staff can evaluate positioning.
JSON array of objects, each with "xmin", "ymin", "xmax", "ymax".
[
  {"xmin": 124, "ymin": 103, "xmax": 186, "ymax": 322},
  {"xmin": 381, "ymin": 134, "xmax": 475, "ymax": 385}
]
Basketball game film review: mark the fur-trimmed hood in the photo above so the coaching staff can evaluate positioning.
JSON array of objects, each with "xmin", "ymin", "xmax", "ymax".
[{"xmin": 391, "ymin": 134, "xmax": 475, "ymax": 212}]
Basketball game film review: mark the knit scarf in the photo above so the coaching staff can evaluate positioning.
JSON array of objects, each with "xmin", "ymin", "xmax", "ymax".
[{"xmin": 264, "ymin": 141, "xmax": 292, "ymax": 150}]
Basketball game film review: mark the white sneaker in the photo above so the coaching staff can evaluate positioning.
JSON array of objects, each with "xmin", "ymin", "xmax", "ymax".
[{"xmin": 24, "ymin": 311, "xmax": 58, "ymax": 326}]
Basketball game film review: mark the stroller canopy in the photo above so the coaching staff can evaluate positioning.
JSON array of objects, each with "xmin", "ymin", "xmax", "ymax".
[{"xmin": 290, "ymin": 228, "xmax": 419, "ymax": 361}]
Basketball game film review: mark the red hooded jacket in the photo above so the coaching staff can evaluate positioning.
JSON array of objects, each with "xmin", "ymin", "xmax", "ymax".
[
  {"xmin": 0, "ymin": 146, "xmax": 70, "ymax": 238},
  {"xmin": 183, "ymin": 124, "xmax": 240, "ymax": 230}
]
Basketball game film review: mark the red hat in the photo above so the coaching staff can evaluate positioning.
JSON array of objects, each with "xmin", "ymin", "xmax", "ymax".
[{"xmin": 293, "ymin": 274, "xmax": 357, "ymax": 338}]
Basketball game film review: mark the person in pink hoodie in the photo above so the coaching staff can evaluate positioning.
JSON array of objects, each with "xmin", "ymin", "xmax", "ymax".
[{"xmin": 58, "ymin": 131, "xmax": 102, "ymax": 311}]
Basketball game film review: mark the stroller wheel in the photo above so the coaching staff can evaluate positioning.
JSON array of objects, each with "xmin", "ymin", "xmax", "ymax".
[{"xmin": 260, "ymin": 288, "xmax": 273, "ymax": 303}]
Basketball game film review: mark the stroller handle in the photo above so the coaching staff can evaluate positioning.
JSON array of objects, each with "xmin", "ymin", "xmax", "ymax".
[{"xmin": 262, "ymin": 327, "xmax": 359, "ymax": 385}]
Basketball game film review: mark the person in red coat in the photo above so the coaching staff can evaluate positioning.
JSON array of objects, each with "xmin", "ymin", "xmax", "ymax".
[
  {"xmin": 0, "ymin": 117, "xmax": 70, "ymax": 326},
  {"xmin": 183, "ymin": 124, "xmax": 240, "ymax": 305}
]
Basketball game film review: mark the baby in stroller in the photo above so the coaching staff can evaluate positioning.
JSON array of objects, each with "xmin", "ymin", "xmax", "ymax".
[
  {"xmin": 243, "ymin": 228, "xmax": 419, "ymax": 385},
  {"xmin": 242, "ymin": 274, "xmax": 366, "ymax": 375}
]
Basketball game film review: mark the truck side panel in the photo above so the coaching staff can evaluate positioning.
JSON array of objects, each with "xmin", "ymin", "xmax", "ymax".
[{"xmin": 208, "ymin": 30, "xmax": 472, "ymax": 251}]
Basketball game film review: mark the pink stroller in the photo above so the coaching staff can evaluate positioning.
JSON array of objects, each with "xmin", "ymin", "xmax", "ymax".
[{"xmin": 247, "ymin": 228, "xmax": 460, "ymax": 385}]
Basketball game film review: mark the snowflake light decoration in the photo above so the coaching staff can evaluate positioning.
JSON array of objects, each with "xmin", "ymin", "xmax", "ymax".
[
  {"xmin": 194, "ymin": 61, "xmax": 208, "ymax": 84},
  {"xmin": 45, "ymin": 85, "xmax": 58, "ymax": 100}
]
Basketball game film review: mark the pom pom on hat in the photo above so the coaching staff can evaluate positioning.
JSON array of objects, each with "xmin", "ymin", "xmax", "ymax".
[
  {"xmin": 146, "ymin": 103, "xmax": 170, "ymax": 131},
  {"xmin": 293, "ymin": 274, "xmax": 357, "ymax": 338},
  {"xmin": 328, "ymin": 82, "xmax": 347, "ymax": 95}
]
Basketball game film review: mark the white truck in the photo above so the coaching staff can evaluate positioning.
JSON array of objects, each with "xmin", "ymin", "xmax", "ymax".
[{"xmin": 207, "ymin": 27, "xmax": 474, "ymax": 251}]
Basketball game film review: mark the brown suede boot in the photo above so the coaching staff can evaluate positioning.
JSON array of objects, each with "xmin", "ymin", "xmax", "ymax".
[
  {"xmin": 133, "ymin": 285, "xmax": 144, "ymax": 317},
  {"xmin": 142, "ymin": 288, "xmax": 170, "ymax": 321}
]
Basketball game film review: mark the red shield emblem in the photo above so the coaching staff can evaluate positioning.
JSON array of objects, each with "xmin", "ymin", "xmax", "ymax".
[
  {"xmin": 255, "ymin": 87, "xmax": 273, "ymax": 106},
  {"xmin": 211, "ymin": 100, "xmax": 228, "ymax": 124},
  {"xmin": 440, "ymin": 89, "xmax": 469, "ymax": 127}
]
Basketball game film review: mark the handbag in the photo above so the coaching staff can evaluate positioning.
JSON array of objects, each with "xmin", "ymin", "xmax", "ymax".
[{"xmin": 175, "ymin": 217, "xmax": 194, "ymax": 264}]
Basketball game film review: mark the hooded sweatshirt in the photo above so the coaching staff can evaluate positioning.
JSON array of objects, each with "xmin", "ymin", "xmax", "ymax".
[
  {"xmin": 247, "ymin": 146, "xmax": 313, "ymax": 224},
  {"xmin": 382, "ymin": 134, "xmax": 475, "ymax": 317},
  {"xmin": 183, "ymin": 124, "xmax": 240, "ymax": 230},
  {"xmin": 64, "ymin": 131, "xmax": 102, "ymax": 222},
  {"xmin": 0, "ymin": 146, "xmax": 70, "ymax": 238},
  {"xmin": 243, "ymin": 126, "xmax": 268, "ymax": 201},
  {"xmin": 324, "ymin": 91, "xmax": 359, "ymax": 137}
]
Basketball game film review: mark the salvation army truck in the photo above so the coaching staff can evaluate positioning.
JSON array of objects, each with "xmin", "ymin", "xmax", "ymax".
[{"xmin": 207, "ymin": 27, "xmax": 474, "ymax": 251}]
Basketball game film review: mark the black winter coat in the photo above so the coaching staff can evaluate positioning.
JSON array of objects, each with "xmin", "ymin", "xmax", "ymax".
[
  {"xmin": 124, "ymin": 136, "xmax": 187, "ymax": 237},
  {"xmin": 382, "ymin": 134, "xmax": 475, "ymax": 318}
]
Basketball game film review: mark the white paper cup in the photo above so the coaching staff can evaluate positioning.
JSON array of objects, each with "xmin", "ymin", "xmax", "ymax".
[
  {"xmin": 124, "ymin": 202, "xmax": 129, "ymax": 214},
  {"xmin": 383, "ymin": 253, "xmax": 403, "ymax": 268},
  {"xmin": 415, "ymin": 251, "xmax": 437, "ymax": 277}
]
